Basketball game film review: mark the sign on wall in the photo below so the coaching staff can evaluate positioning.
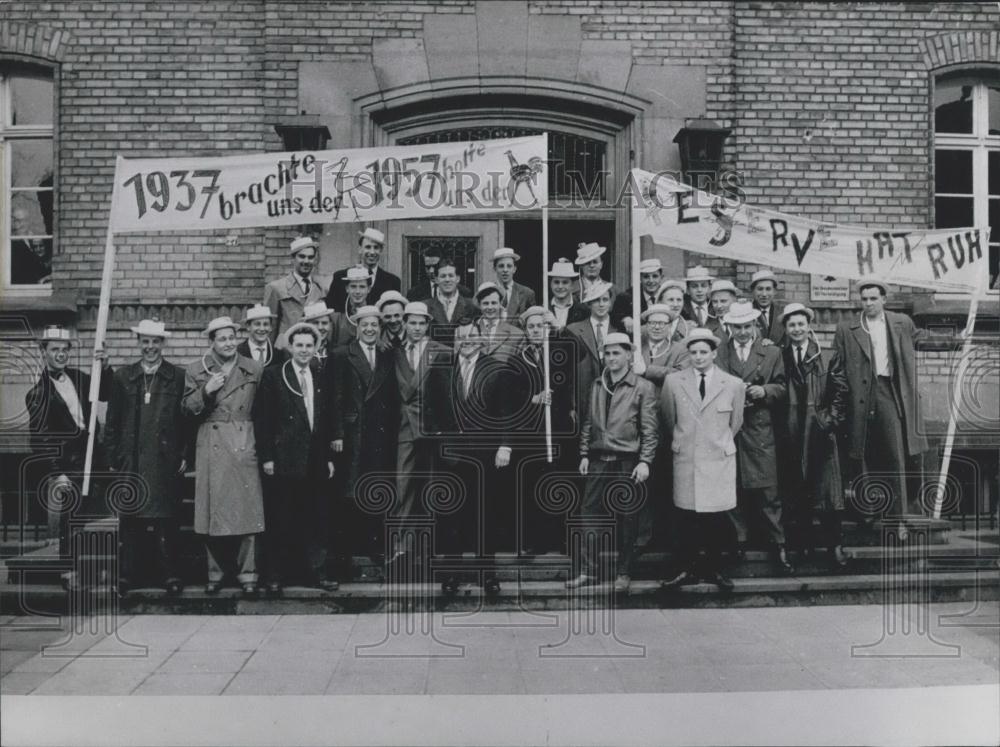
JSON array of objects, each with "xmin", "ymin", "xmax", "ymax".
[
  {"xmin": 110, "ymin": 136, "xmax": 548, "ymax": 233},
  {"xmin": 810, "ymin": 274, "xmax": 851, "ymax": 302},
  {"xmin": 632, "ymin": 168, "xmax": 991, "ymax": 296}
]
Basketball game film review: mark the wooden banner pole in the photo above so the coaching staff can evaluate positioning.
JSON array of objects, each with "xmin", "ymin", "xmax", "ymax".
[{"xmin": 542, "ymin": 206, "xmax": 553, "ymax": 463}]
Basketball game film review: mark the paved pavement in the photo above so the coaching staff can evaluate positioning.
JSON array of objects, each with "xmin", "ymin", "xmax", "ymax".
[{"xmin": 2, "ymin": 602, "xmax": 996, "ymax": 696}]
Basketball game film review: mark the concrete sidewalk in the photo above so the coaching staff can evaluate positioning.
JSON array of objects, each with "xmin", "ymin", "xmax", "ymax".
[{"xmin": 2, "ymin": 602, "xmax": 996, "ymax": 696}]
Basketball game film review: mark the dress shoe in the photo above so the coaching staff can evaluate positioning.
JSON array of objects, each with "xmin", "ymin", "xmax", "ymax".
[
  {"xmin": 659, "ymin": 570, "xmax": 694, "ymax": 589},
  {"xmin": 165, "ymin": 580, "xmax": 183, "ymax": 596},
  {"xmin": 441, "ymin": 576, "xmax": 460, "ymax": 595},
  {"xmin": 265, "ymin": 581, "xmax": 283, "ymax": 596},
  {"xmin": 241, "ymin": 582, "xmax": 259, "ymax": 598},
  {"xmin": 831, "ymin": 545, "xmax": 851, "ymax": 569},
  {"xmin": 565, "ymin": 573, "xmax": 597, "ymax": 589},
  {"xmin": 318, "ymin": 578, "xmax": 339, "ymax": 592},
  {"xmin": 613, "ymin": 574, "xmax": 631, "ymax": 593},
  {"xmin": 773, "ymin": 546, "xmax": 795, "ymax": 575},
  {"xmin": 204, "ymin": 581, "xmax": 221, "ymax": 595},
  {"xmin": 484, "ymin": 576, "xmax": 501, "ymax": 596},
  {"xmin": 708, "ymin": 572, "xmax": 734, "ymax": 592}
]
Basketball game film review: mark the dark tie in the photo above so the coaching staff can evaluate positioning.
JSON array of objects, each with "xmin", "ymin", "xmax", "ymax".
[
  {"xmin": 699, "ymin": 373, "xmax": 706, "ymax": 400},
  {"xmin": 302, "ymin": 277, "xmax": 311, "ymax": 296}
]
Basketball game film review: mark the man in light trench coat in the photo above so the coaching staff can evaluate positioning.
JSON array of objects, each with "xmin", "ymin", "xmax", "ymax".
[{"xmin": 183, "ymin": 316, "xmax": 266, "ymax": 596}]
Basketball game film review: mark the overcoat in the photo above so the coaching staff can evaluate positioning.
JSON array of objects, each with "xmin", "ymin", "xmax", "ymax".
[
  {"xmin": 396, "ymin": 340, "xmax": 457, "ymax": 439},
  {"xmin": 263, "ymin": 272, "xmax": 329, "ymax": 347},
  {"xmin": 252, "ymin": 358, "xmax": 330, "ymax": 479},
  {"xmin": 498, "ymin": 280, "xmax": 536, "ymax": 321},
  {"xmin": 236, "ymin": 339, "xmax": 287, "ymax": 369},
  {"xmin": 753, "ymin": 301, "xmax": 785, "ymax": 344},
  {"xmin": 832, "ymin": 310, "xmax": 928, "ymax": 461},
  {"xmin": 782, "ymin": 342, "xmax": 848, "ymax": 511},
  {"xmin": 716, "ymin": 338, "xmax": 786, "ymax": 489},
  {"xmin": 329, "ymin": 339, "xmax": 398, "ymax": 497},
  {"xmin": 104, "ymin": 360, "xmax": 189, "ymax": 518},
  {"xmin": 506, "ymin": 334, "xmax": 577, "ymax": 440},
  {"xmin": 639, "ymin": 334, "xmax": 691, "ymax": 390},
  {"xmin": 182, "ymin": 354, "xmax": 265, "ymax": 536},
  {"xmin": 477, "ymin": 319, "xmax": 524, "ymax": 361},
  {"xmin": 329, "ymin": 310, "xmax": 358, "ymax": 349},
  {"xmin": 660, "ymin": 367, "xmax": 745, "ymax": 513}
]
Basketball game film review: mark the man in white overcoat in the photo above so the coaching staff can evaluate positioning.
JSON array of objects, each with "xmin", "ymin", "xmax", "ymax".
[{"xmin": 659, "ymin": 328, "xmax": 745, "ymax": 591}]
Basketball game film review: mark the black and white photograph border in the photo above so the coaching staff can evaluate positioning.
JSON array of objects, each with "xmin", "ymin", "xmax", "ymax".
[{"xmin": 0, "ymin": 1, "xmax": 998, "ymax": 746}]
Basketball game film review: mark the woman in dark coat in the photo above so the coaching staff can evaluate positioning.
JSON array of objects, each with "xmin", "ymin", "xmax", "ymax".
[
  {"xmin": 779, "ymin": 304, "xmax": 850, "ymax": 569},
  {"xmin": 104, "ymin": 320, "xmax": 190, "ymax": 594}
]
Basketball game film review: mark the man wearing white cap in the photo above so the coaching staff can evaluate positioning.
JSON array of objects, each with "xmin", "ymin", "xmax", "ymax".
[
  {"xmin": 253, "ymin": 322, "xmax": 336, "ymax": 594},
  {"xmin": 706, "ymin": 279, "xmax": 738, "ymax": 337},
  {"xmin": 638, "ymin": 304, "xmax": 691, "ymax": 389},
  {"xmin": 750, "ymin": 269, "xmax": 784, "ymax": 344},
  {"xmin": 376, "ymin": 290, "xmax": 408, "ymax": 351},
  {"xmin": 388, "ymin": 301, "xmax": 456, "ymax": 572},
  {"xmin": 547, "ymin": 258, "xmax": 588, "ymax": 329},
  {"xmin": 492, "ymin": 247, "xmax": 536, "ymax": 321},
  {"xmin": 329, "ymin": 305, "xmax": 398, "ymax": 567},
  {"xmin": 300, "ymin": 301, "xmax": 337, "ymax": 367},
  {"xmin": 610, "ymin": 257, "xmax": 663, "ymax": 332},
  {"xmin": 660, "ymin": 328, "xmax": 745, "ymax": 591},
  {"xmin": 182, "ymin": 316, "xmax": 265, "ymax": 596},
  {"xmin": 425, "ymin": 258, "xmax": 481, "ymax": 346},
  {"xmin": 833, "ymin": 279, "xmax": 926, "ymax": 539},
  {"xmin": 715, "ymin": 301, "xmax": 791, "ymax": 574},
  {"xmin": 780, "ymin": 303, "xmax": 850, "ymax": 569},
  {"xmin": 327, "ymin": 267, "xmax": 371, "ymax": 349},
  {"xmin": 475, "ymin": 282, "xmax": 524, "ymax": 361},
  {"xmin": 574, "ymin": 242, "xmax": 610, "ymax": 301},
  {"xmin": 566, "ymin": 279, "xmax": 620, "ymax": 421},
  {"xmin": 25, "ymin": 326, "xmax": 112, "ymax": 590},
  {"xmin": 263, "ymin": 235, "xmax": 329, "ymax": 349},
  {"xmin": 237, "ymin": 304, "xmax": 286, "ymax": 368},
  {"xmin": 105, "ymin": 320, "xmax": 188, "ymax": 597},
  {"xmin": 327, "ymin": 227, "xmax": 401, "ymax": 312},
  {"xmin": 681, "ymin": 265, "xmax": 715, "ymax": 326},
  {"xmin": 567, "ymin": 332, "xmax": 658, "ymax": 593}
]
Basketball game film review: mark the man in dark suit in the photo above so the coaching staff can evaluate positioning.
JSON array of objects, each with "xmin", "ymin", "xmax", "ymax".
[
  {"xmin": 25, "ymin": 325, "xmax": 113, "ymax": 590},
  {"xmin": 104, "ymin": 319, "xmax": 189, "ymax": 597},
  {"xmin": 610, "ymin": 258, "xmax": 663, "ymax": 333},
  {"xmin": 253, "ymin": 322, "xmax": 336, "ymax": 594},
  {"xmin": 547, "ymin": 258, "xmax": 588, "ymax": 329},
  {"xmin": 681, "ymin": 265, "xmax": 715, "ymax": 326},
  {"xmin": 424, "ymin": 259, "xmax": 481, "ymax": 347},
  {"xmin": 263, "ymin": 235, "xmax": 330, "ymax": 348},
  {"xmin": 750, "ymin": 269, "xmax": 784, "ymax": 344},
  {"xmin": 237, "ymin": 304, "xmax": 287, "ymax": 368},
  {"xmin": 388, "ymin": 301, "xmax": 456, "ymax": 572},
  {"xmin": 475, "ymin": 282, "xmax": 524, "ymax": 361},
  {"xmin": 833, "ymin": 280, "xmax": 927, "ymax": 539},
  {"xmin": 565, "ymin": 280, "xmax": 620, "ymax": 424},
  {"xmin": 492, "ymin": 247, "xmax": 536, "ymax": 322},
  {"xmin": 716, "ymin": 301, "xmax": 791, "ymax": 574},
  {"xmin": 441, "ymin": 324, "xmax": 513, "ymax": 595},
  {"xmin": 706, "ymin": 279, "xmax": 738, "ymax": 338},
  {"xmin": 329, "ymin": 305, "xmax": 399, "ymax": 564},
  {"xmin": 406, "ymin": 252, "xmax": 473, "ymax": 302},
  {"xmin": 326, "ymin": 228, "xmax": 402, "ymax": 312}
]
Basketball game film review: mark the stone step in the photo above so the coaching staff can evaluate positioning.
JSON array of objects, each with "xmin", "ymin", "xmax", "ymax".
[{"xmin": 2, "ymin": 570, "xmax": 996, "ymax": 615}]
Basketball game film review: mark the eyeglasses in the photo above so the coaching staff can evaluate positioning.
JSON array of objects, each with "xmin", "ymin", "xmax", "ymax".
[{"xmin": 646, "ymin": 321, "xmax": 671, "ymax": 327}]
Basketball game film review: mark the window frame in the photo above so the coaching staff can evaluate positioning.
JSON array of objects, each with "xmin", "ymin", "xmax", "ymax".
[
  {"xmin": 932, "ymin": 69, "xmax": 1000, "ymax": 296},
  {"xmin": 1, "ymin": 60, "xmax": 56, "ymax": 298}
]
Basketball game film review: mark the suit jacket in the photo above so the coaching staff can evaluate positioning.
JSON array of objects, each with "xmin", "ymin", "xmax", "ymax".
[
  {"xmin": 476, "ymin": 319, "xmax": 524, "ymax": 361},
  {"xmin": 497, "ymin": 280, "xmax": 536, "ymax": 322},
  {"xmin": 449, "ymin": 353, "xmax": 512, "ymax": 448},
  {"xmin": 263, "ymin": 272, "xmax": 329, "ymax": 347},
  {"xmin": 329, "ymin": 339, "xmax": 398, "ymax": 497},
  {"xmin": 426, "ymin": 294, "xmax": 482, "ymax": 347},
  {"xmin": 548, "ymin": 299, "xmax": 590, "ymax": 328},
  {"xmin": 682, "ymin": 298, "xmax": 713, "ymax": 327},
  {"xmin": 407, "ymin": 281, "xmax": 473, "ymax": 302},
  {"xmin": 236, "ymin": 339, "xmax": 287, "ymax": 369},
  {"xmin": 565, "ymin": 317, "xmax": 622, "ymax": 422},
  {"xmin": 253, "ymin": 359, "xmax": 330, "ymax": 479},
  {"xmin": 832, "ymin": 310, "xmax": 927, "ymax": 461},
  {"xmin": 639, "ymin": 335, "xmax": 691, "ymax": 390},
  {"xmin": 507, "ymin": 334, "xmax": 577, "ymax": 440},
  {"xmin": 395, "ymin": 340, "xmax": 456, "ymax": 440},
  {"xmin": 753, "ymin": 302, "xmax": 785, "ymax": 344},
  {"xmin": 610, "ymin": 286, "xmax": 656, "ymax": 330},
  {"xmin": 326, "ymin": 266, "xmax": 401, "ymax": 312},
  {"xmin": 661, "ymin": 366, "xmax": 745, "ymax": 512},
  {"xmin": 716, "ymin": 338, "xmax": 786, "ymax": 488},
  {"xmin": 26, "ymin": 366, "xmax": 113, "ymax": 476}
]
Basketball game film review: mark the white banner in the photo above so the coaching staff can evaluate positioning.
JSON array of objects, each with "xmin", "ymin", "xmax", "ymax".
[
  {"xmin": 110, "ymin": 136, "xmax": 548, "ymax": 233},
  {"xmin": 632, "ymin": 168, "xmax": 990, "ymax": 295}
]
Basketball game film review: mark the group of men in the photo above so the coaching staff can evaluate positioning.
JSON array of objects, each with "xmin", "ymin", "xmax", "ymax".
[{"xmin": 25, "ymin": 227, "xmax": 926, "ymax": 596}]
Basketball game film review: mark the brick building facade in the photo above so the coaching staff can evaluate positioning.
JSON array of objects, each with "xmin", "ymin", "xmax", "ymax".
[{"xmin": 1, "ymin": 1, "xmax": 997, "ymax": 520}]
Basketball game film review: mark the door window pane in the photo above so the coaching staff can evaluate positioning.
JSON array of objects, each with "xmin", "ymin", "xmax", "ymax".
[
  {"xmin": 11, "ymin": 139, "xmax": 53, "ymax": 188},
  {"xmin": 10, "ymin": 191, "xmax": 53, "ymax": 236},
  {"xmin": 989, "ymin": 84, "xmax": 1000, "ymax": 136},
  {"xmin": 10, "ymin": 72, "xmax": 53, "ymax": 126},
  {"xmin": 406, "ymin": 236, "xmax": 479, "ymax": 290},
  {"xmin": 935, "ymin": 150, "xmax": 973, "ymax": 194},
  {"xmin": 990, "ymin": 151, "xmax": 999, "ymax": 197},
  {"xmin": 935, "ymin": 196, "xmax": 975, "ymax": 228},
  {"xmin": 935, "ymin": 78, "xmax": 975, "ymax": 134}
]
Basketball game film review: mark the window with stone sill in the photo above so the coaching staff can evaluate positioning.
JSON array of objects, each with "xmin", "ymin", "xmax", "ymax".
[{"xmin": 933, "ymin": 72, "xmax": 1000, "ymax": 292}]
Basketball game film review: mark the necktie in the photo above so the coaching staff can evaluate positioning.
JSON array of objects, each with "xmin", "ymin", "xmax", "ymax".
[
  {"xmin": 739, "ymin": 344, "xmax": 748, "ymax": 363},
  {"xmin": 299, "ymin": 368, "xmax": 313, "ymax": 430},
  {"xmin": 254, "ymin": 346, "xmax": 264, "ymax": 362},
  {"xmin": 408, "ymin": 342, "xmax": 418, "ymax": 371},
  {"xmin": 695, "ymin": 305, "xmax": 704, "ymax": 326},
  {"xmin": 302, "ymin": 277, "xmax": 311, "ymax": 296},
  {"xmin": 699, "ymin": 373, "xmax": 706, "ymax": 400},
  {"xmin": 461, "ymin": 360, "xmax": 472, "ymax": 399},
  {"xmin": 796, "ymin": 345, "xmax": 805, "ymax": 373},
  {"xmin": 365, "ymin": 344, "xmax": 376, "ymax": 370},
  {"xmin": 594, "ymin": 321, "xmax": 604, "ymax": 350}
]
